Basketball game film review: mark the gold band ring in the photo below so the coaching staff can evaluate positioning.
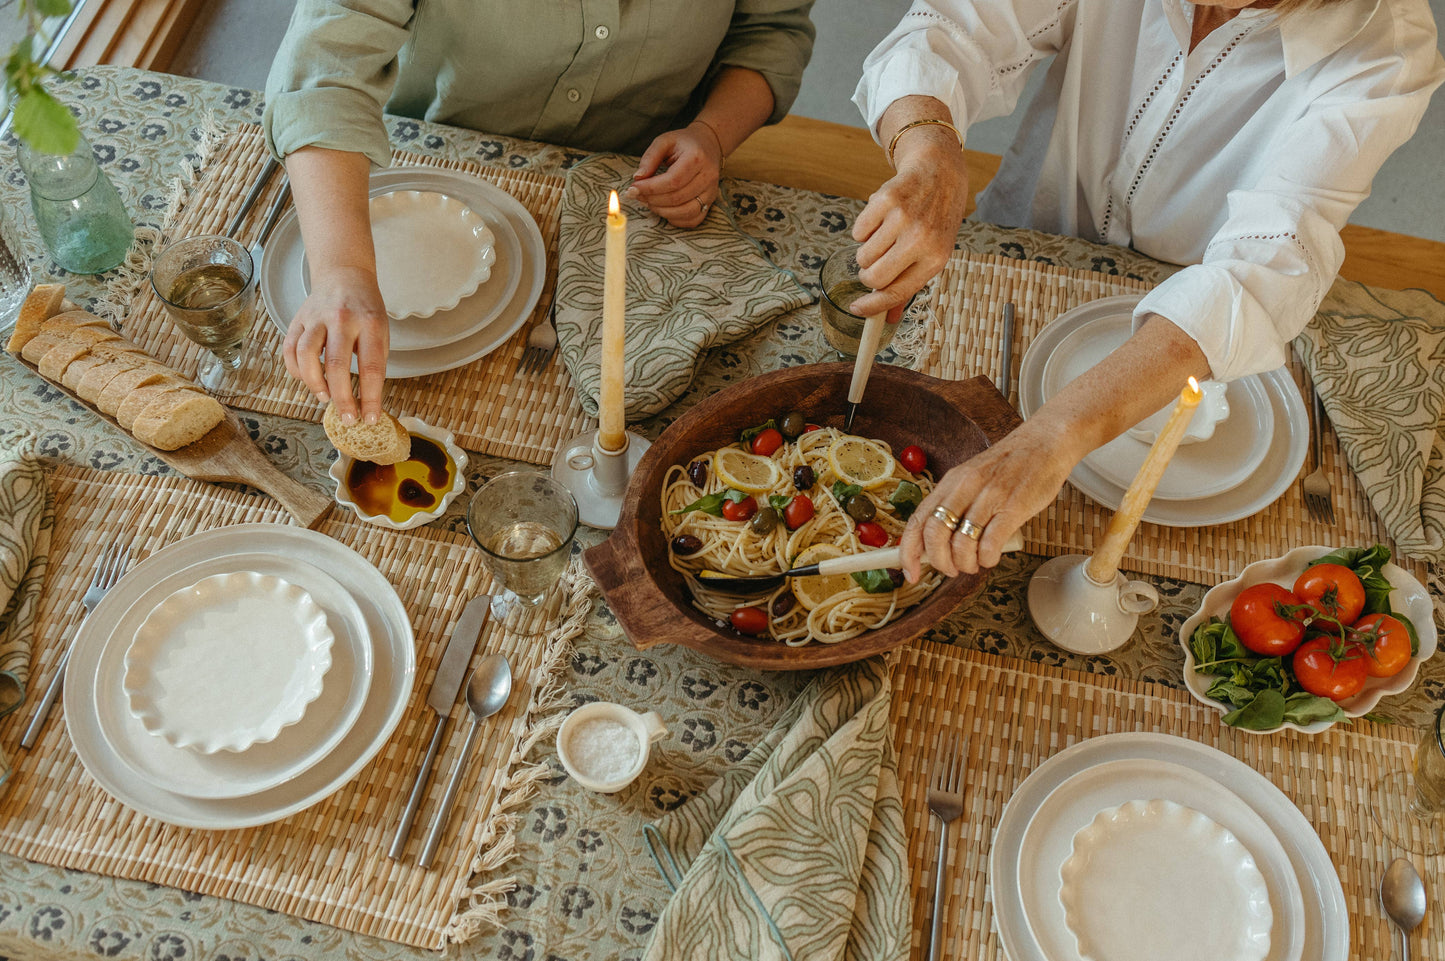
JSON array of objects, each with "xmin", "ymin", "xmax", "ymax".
[
  {"xmin": 959, "ymin": 518, "xmax": 983, "ymax": 541},
  {"xmin": 930, "ymin": 505, "xmax": 960, "ymax": 531},
  {"xmin": 696, "ymin": 197, "xmax": 710, "ymax": 216}
]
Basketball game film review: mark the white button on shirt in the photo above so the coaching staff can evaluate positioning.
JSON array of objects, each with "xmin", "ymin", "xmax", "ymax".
[
  {"xmin": 854, "ymin": 0, "xmax": 1444, "ymax": 382},
  {"xmin": 595, "ymin": 24, "xmax": 610, "ymax": 40}
]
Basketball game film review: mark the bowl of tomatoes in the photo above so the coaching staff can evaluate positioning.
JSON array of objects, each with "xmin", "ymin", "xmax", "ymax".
[{"xmin": 1179, "ymin": 544, "xmax": 1436, "ymax": 734}]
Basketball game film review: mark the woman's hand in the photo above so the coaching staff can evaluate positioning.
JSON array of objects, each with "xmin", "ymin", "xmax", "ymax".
[
  {"xmin": 281, "ymin": 265, "xmax": 389, "ymax": 425},
  {"xmin": 626, "ymin": 122, "xmax": 725, "ymax": 228}
]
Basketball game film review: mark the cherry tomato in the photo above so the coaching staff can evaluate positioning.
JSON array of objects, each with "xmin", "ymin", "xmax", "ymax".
[
  {"xmin": 730, "ymin": 606, "xmax": 769, "ymax": 636},
  {"xmin": 1292, "ymin": 636, "xmax": 1369, "ymax": 701},
  {"xmin": 1229, "ymin": 583, "xmax": 1306, "ymax": 656},
  {"xmin": 783, "ymin": 494, "xmax": 815, "ymax": 530},
  {"xmin": 721, "ymin": 495, "xmax": 757, "ymax": 522},
  {"xmin": 804, "ymin": 423, "xmax": 822, "ymax": 433},
  {"xmin": 1293, "ymin": 563, "xmax": 1366, "ymax": 629},
  {"xmin": 856, "ymin": 521, "xmax": 889, "ymax": 547},
  {"xmin": 899, "ymin": 445, "xmax": 927, "ymax": 474},
  {"xmin": 750, "ymin": 427, "xmax": 784, "ymax": 457},
  {"xmin": 1352, "ymin": 613, "xmax": 1413, "ymax": 678}
]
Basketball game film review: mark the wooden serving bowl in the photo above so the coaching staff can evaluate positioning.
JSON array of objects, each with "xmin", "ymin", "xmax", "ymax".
[{"xmin": 584, "ymin": 364, "xmax": 1021, "ymax": 670}]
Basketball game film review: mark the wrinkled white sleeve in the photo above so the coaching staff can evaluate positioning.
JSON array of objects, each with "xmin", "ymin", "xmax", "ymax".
[
  {"xmin": 1137, "ymin": 15, "xmax": 1445, "ymax": 382},
  {"xmin": 851, "ymin": 0, "xmax": 1077, "ymax": 142}
]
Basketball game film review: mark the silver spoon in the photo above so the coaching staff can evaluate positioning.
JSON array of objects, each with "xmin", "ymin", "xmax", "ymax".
[
  {"xmin": 417, "ymin": 653, "xmax": 513, "ymax": 869},
  {"xmin": 1381, "ymin": 857, "xmax": 1427, "ymax": 961}
]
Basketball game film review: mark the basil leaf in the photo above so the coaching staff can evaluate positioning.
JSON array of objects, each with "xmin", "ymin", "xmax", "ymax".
[
  {"xmin": 739, "ymin": 419, "xmax": 778, "ymax": 446},
  {"xmin": 888, "ymin": 480, "xmax": 923, "ymax": 520},
  {"xmin": 1204, "ymin": 679, "xmax": 1258, "ymax": 711},
  {"xmin": 1222, "ymin": 689, "xmax": 1287, "ymax": 731},
  {"xmin": 768, "ymin": 494, "xmax": 790, "ymax": 513},
  {"xmin": 831, "ymin": 480, "xmax": 862, "ymax": 507},
  {"xmin": 1188, "ymin": 617, "xmax": 1251, "ymax": 672},
  {"xmin": 670, "ymin": 490, "xmax": 742, "ymax": 516},
  {"xmin": 1310, "ymin": 544, "xmax": 1395, "ymax": 614},
  {"xmin": 851, "ymin": 568, "xmax": 896, "ymax": 594},
  {"xmin": 1281, "ymin": 693, "xmax": 1348, "ymax": 727},
  {"xmin": 723, "ymin": 489, "xmax": 748, "ymax": 504}
]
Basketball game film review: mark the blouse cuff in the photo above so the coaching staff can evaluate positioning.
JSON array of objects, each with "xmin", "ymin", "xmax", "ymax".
[
  {"xmin": 263, "ymin": 87, "xmax": 394, "ymax": 169},
  {"xmin": 1134, "ymin": 266, "xmax": 1291, "ymax": 384},
  {"xmin": 852, "ymin": 49, "xmax": 970, "ymax": 142}
]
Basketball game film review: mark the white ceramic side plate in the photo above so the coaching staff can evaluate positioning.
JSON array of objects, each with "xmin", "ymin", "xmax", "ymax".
[{"xmin": 370, "ymin": 190, "xmax": 496, "ymax": 320}]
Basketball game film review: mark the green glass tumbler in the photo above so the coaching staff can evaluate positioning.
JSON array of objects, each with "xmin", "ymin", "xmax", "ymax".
[{"xmin": 17, "ymin": 134, "xmax": 134, "ymax": 275}]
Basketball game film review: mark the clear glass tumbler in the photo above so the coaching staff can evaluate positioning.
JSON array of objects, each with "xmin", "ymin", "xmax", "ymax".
[
  {"xmin": 466, "ymin": 471, "xmax": 579, "ymax": 625},
  {"xmin": 1370, "ymin": 702, "xmax": 1445, "ymax": 855},
  {"xmin": 150, "ymin": 235, "xmax": 260, "ymax": 399},
  {"xmin": 0, "ymin": 209, "xmax": 33, "ymax": 333},
  {"xmin": 17, "ymin": 134, "xmax": 134, "ymax": 275},
  {"xmin": 819, "ymin": 243, "xmax": 901, "ymax": 361}
]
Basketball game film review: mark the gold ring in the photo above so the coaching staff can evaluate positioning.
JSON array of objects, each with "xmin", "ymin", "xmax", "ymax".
[
  {"xmin": 930, "ymin": 505, "xmax": 960, "ymax": 531},
  {"xmin": 959, "ymin": 518, "xmax": 983, "ymax": 541},
  {"xmin": 696, "ymin": 197, "xmax": 710, "ymax": 215}
]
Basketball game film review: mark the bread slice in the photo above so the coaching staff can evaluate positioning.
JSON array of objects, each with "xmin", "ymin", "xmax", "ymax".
[
  {"xmin": 132, "ymin": 390, "xmax": 226, "ymax": 451},
  {"xmin": 76, "ymin": 358, "xmax": 143, "ymax": 404},
  {"xmin": 323, "ymin": 401, "xmax": 411, "ymax": 465},
  {"xmin": 6, "ymin": 283, "xmax": 67, "ymax": 353},
  {"xmin": 97, "ymin": 367, "xmax": 170, "ymax": 417},
  {"xmin": 41, "ymin": 309, "xmax": 109, "ymax": 333},
  {"xmin": 60, "ymin": 354, "xmax": 107, "ymax": 392},
  {"xmin": 88, "ymin": 340, "xmax": 154, "ymax": 365},
  {"xmin": 19, "ymin": 330, "xmax": 65, "ymax": 365},
  {"xmin": 38, "ymin": 339, "xmax": 93, "ymax": 383},
  {"xmin": 117, "ymin": 380, "xmax": 197, "ymax": 431}
]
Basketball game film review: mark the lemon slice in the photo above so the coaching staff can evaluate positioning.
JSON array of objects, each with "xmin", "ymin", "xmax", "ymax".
[
  {"xmin": 827, "ymin": 437, "xmax": 894, "ymax": 490},
  {"xmin": 715, "ymin": 447, "xmax": 783, "ymax": 494},
  {"xmin": 791, "ymin": 544, "xmax": 853, "ymax": 610}
]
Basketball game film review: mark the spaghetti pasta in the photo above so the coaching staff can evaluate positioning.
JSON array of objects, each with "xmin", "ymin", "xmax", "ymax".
[{"xmin": 661, "ymin": 426, "xmax": 944, "ymax": 645}]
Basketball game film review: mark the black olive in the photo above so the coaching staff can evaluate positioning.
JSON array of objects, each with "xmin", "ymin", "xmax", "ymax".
[
  {"xmin": 887, "ymin": 569, "xmax": 905, "ymax": 588},
  {"xmin": 845, "ymin": 493, "xmax": 876, "ymax": 522},
  {"xmin": 671, "ymin": 534, "xmax": 704, "ymax": 555},
  {"xmin": 771, "ymin": 593, "xmax": 795, "ymax": 617},
  {"xmin": 792, "ymin": 465, "xmax": 815, "ymax": 491},
  {"xmin": 687, "ymin": 459, "xmax": 708, "ymax": 488},
  {"xmin": 750, "ymin": 507, "xmax": 780, "ymax": 535},
  {"xmin": 778, "ymin": 410, "xmax": 807, "ymax": 438}
]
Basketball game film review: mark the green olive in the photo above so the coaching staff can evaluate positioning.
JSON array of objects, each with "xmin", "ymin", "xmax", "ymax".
[
  {"xmin": 778, "ymin": 410, "xmax": 807, "ymax": 439},
  {"xmin": 750, "ymin": 507, "xmax": 780, "ymax": 535},
  {"xmin": 845, "ymin": 493, "xmax": 876, "ymax": 523}
]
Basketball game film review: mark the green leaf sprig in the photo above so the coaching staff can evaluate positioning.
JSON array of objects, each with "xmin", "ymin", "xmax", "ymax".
[{"xmin": 4, "ymin": 1, "xmax": 80, "ymax": 156}]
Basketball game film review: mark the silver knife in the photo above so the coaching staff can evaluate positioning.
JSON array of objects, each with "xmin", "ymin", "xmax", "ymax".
[{"xmin": 388, "ymin": 594, "xmax": 492, "ymax": 860}]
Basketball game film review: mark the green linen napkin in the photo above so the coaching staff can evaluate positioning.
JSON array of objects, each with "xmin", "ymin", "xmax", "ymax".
[
  {"xmin": 555, "ymin": 154, "xmax": 814, "ymax": 421},
  {"xmin": 640, "ymin": 656, "xmax": 909, "ymax": 961},
  {"xmin": 1293, "ymin": 283, "xmax": 1445, "ymax": 563},
  {"xmin": 0, "ymin": 436, "xmax": 52, "ymax": 719}
]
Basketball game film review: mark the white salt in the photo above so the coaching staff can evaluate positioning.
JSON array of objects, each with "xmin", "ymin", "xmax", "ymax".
[{"xmin": 567, "ymin": 717, "xmax": 642, "ymax": 783}]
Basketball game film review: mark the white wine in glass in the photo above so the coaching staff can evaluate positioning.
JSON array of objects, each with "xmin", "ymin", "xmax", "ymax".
[
  {"xmin": 1370, "ymin": 703, "xmax": 1445, "ymax": 855},
  {"xmin": 150, "ymin": 234, "xmax": 259, "ymax": 399}
]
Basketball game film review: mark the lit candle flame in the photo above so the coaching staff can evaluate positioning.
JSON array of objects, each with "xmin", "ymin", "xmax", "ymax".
[
  {"xmin": 609, "ymin": 190, "xmax": 620, "ymax": 217},
  {"xmin": 1185, "ymin": 376, "xmax": 1202, "ymax": 402}
]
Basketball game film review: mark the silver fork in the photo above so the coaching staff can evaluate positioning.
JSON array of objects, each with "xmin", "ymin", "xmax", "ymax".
[
  {"xmin": 1302, "ymin": 390, "xmax": 1336, "ymax": 525},
  {"xmin": 515, "ymin": 300, "xmax": 558, "ymax": 374},
  {"xmin": 20, "ymin": 541, "xmax": 131, "ymax": 749},
  {"xmin": 926, "ymin": 732, "xmax": 968, "ymax": 961}
]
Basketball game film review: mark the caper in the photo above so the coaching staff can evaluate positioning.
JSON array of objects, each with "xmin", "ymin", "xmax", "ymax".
[
  {"xmin": 671, "ymin": 534, "xmax": 704, "ymax": 556},
  {"xmin": 686, "ymin": 459, "xmax": 708, "ymax": 488},
  {"xmin": 771, "ymin": 592, "xmax": 795, "ymax": 617},
  {"xmin": 778, "ymin": 410, "xmax": 807, "ymax": 438},
  {"xmin": 845, "ymin": 493, "xmax": 876, "ymax": 522},
  {"xmin": 792, "ymin": 464, "xmax": 815, "ymax": 491},
  {"xmin": 750, "ymin": 507, "xmax": 780, "ymax": 535}
]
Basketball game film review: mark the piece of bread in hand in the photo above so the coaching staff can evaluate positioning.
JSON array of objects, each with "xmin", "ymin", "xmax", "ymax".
[
  {"xmin": 323, "ymin": 401, "xmax": 411, "ymax": 465},
  {"xmin": 132, "ymin": 388, "xmax": 225, "ymax": 451},
  {"xmin": 6, "ymin": 284, "xmax": 67, "ymax": 353}
]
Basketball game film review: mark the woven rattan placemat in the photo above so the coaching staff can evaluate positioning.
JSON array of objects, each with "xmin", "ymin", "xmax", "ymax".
[
  {"xmin": 891, "ymin": 640, "xmax": 1442, "ymax": 961},
  {"xmin": 121, "ymin": 125, "xmax": 593, "ymax": 464},
  {"xmin": 0, "ymin": 464, "xmax": 586, "ymax": 949},
  {"xmin": 921, "ymin": 252, "xmax": 1419, "ymax": 582}
]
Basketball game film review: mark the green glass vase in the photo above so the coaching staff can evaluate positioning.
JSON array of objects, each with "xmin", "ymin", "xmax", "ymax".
[{"xmin": 16, "ymin": 133, "xmax": 134, "ymax": 275}]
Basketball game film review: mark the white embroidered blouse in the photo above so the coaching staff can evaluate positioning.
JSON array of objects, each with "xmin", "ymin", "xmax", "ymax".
[{"xmin": 853, "ymin": 0, "xmax": 1444, "ymax": 381}]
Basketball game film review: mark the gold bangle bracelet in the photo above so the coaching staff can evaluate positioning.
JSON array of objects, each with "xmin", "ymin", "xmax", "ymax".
[{"xmin": 887, "ymin": 118, "xmax": 964, "ymax": 167}]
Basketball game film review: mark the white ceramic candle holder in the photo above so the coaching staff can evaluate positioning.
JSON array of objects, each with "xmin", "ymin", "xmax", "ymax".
[
  {"xmin": 1027, "ymin": 554, "xmax": 1159, "ymax": 655},
  {"xmin": 550, "ymin": 429, "xmax": 653, "ymax": 530}
]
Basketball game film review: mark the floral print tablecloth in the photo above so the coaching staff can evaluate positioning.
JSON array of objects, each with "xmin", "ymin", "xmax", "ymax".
[{"xmin": 0, "ymin": 67, "xmax": 1438, "ymax": 961}]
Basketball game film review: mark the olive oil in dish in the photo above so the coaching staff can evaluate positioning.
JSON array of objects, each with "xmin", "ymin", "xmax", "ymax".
[{"xmin": 344, "ymin": 434, "xmax": 457, "ymax": 524}]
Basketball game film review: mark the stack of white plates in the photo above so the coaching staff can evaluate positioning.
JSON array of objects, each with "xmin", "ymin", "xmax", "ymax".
[
  {"xmin": 260, "ymin": 168, "xmax": 547, "ymax": 379},
  {"xmin": 991, "ymin": 733, "xmax": 1347, "ymax": 961},
  {"xmin": 63, "ymin": 524, "xmax": 416, "ymax": 829},
  {"xmin": 1018, "ymin": 295, "xmax": 1309, "ymax": 527}
]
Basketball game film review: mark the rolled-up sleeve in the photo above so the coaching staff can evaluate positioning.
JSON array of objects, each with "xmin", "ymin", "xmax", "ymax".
[
  {"xmin": 262, "ymin": 0, "xmax": 418, "ymax": 167},
  {"xmin": 1137, "ymin": 35, "xmax": 1445, "ymax": 382},
  {"xmin": 852, "ymin": 0, "xmax": 1076, "ymax": 141},
  {"xmin": 709, "ymin": 0, "xmax": 817, "ymax": 124}
]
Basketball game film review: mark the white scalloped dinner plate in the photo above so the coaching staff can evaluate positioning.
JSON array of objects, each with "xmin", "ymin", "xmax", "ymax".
[
  {"xmin": 96, "ymin": 553, "xmax": 372, "ymax": 799},
  {"xmin": 64, "ymin": 525, "xmax": 415, "ymax": 828},
  {"xmin": 993, "ymin": 733, "xmax": 1346, "ymax": 961},
  {"xmin": 261, "ymin": 166, "xmax": 545, "ymax": 377},
  {"xmin": 1019, "ymin": 295, "xmax": 1308, "ymax": 525}
]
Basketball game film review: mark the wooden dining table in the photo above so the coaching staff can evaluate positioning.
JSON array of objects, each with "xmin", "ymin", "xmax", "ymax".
[{"xmin": 0, "ymin": 66, "xmax": 1440, "ymax": 961}]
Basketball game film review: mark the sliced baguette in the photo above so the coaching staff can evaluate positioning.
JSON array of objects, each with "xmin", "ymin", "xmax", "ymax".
[
  {"xmin": 6, "ymin": 284, "xmax": 67, "ymax": 353},
  {"xmin": 132, "ymin": 390, "xmax": 226, "ymax": 451},
  {"xmin": 97, "ymin": 367, "xmax": 170, "ymax": 417},
  {"xmin": 41, "ymin": 309, "xmax": 110, "ymax": 332},
  {"xmin": 60, "ymin": 354, "xmax": 107, "ymax": 392},
  {"xmin": 19, "ymin": 330, "xmax": 65, "ymax": 365},
  {"xmin": 323, "ymin": 401, "xmax": 411, "ymax": 465},
  {"xmin": 38, "ymin": 339, "xmax": 93, "ymax": 383},
  {"xmin": 117, "ymin": 379, "xmax": 197, "ymax": 431},
  {"xmin": 76, "ymin": 358, "xmax": 144, "ymax": 404}
]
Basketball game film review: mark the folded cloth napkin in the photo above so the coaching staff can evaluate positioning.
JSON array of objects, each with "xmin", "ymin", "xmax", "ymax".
[
  {"xmin": 555, "ymin": 154, "xmax": 814, "ymax": 421},
  {"xmin": 0, "ymin": 436, "xmax": 52, "ymax": 719},
  {"xmin": 1293, "ymin": 282, "xmax": 1445, "ymax": 563},
  {"xmin": 640, "ymin": 656, "xmax": 909, "ymax": 961}
]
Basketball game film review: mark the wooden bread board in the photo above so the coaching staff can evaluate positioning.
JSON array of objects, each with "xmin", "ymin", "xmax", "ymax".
[{"xmin": 16, "ymin": 354, "xmax": 332, "ymax": 529}]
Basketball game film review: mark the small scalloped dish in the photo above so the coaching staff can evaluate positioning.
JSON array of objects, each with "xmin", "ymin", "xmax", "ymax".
[
  {"xmin": 329, "ymin": 415, "xmax": 469, "ymax": 530},
  {"xmin": 1059, "ymin": 799, "xmax": 1272, "ymax": 961},
  {"xmin": 123, "ymin": 572, "xmax": 335, "ymax": 754},
  {"xmin": 370, "ymin": 190, "xmax": 497, "ymax": 320}
]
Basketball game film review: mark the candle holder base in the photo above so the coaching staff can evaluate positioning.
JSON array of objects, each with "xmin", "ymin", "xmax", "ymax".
[
  {"xmin": 1027, "ymin": 554, "xmax": 1159, "ymax": 655},
  {"xmin": 550, "ymin": 430, "xmax": 652, "ymax": 531}
]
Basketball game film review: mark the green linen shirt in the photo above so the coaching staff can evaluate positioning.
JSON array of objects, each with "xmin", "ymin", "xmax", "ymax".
[{"xmin": 263, "ymin": 0, "xmax": 816, "ymax": 165}]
